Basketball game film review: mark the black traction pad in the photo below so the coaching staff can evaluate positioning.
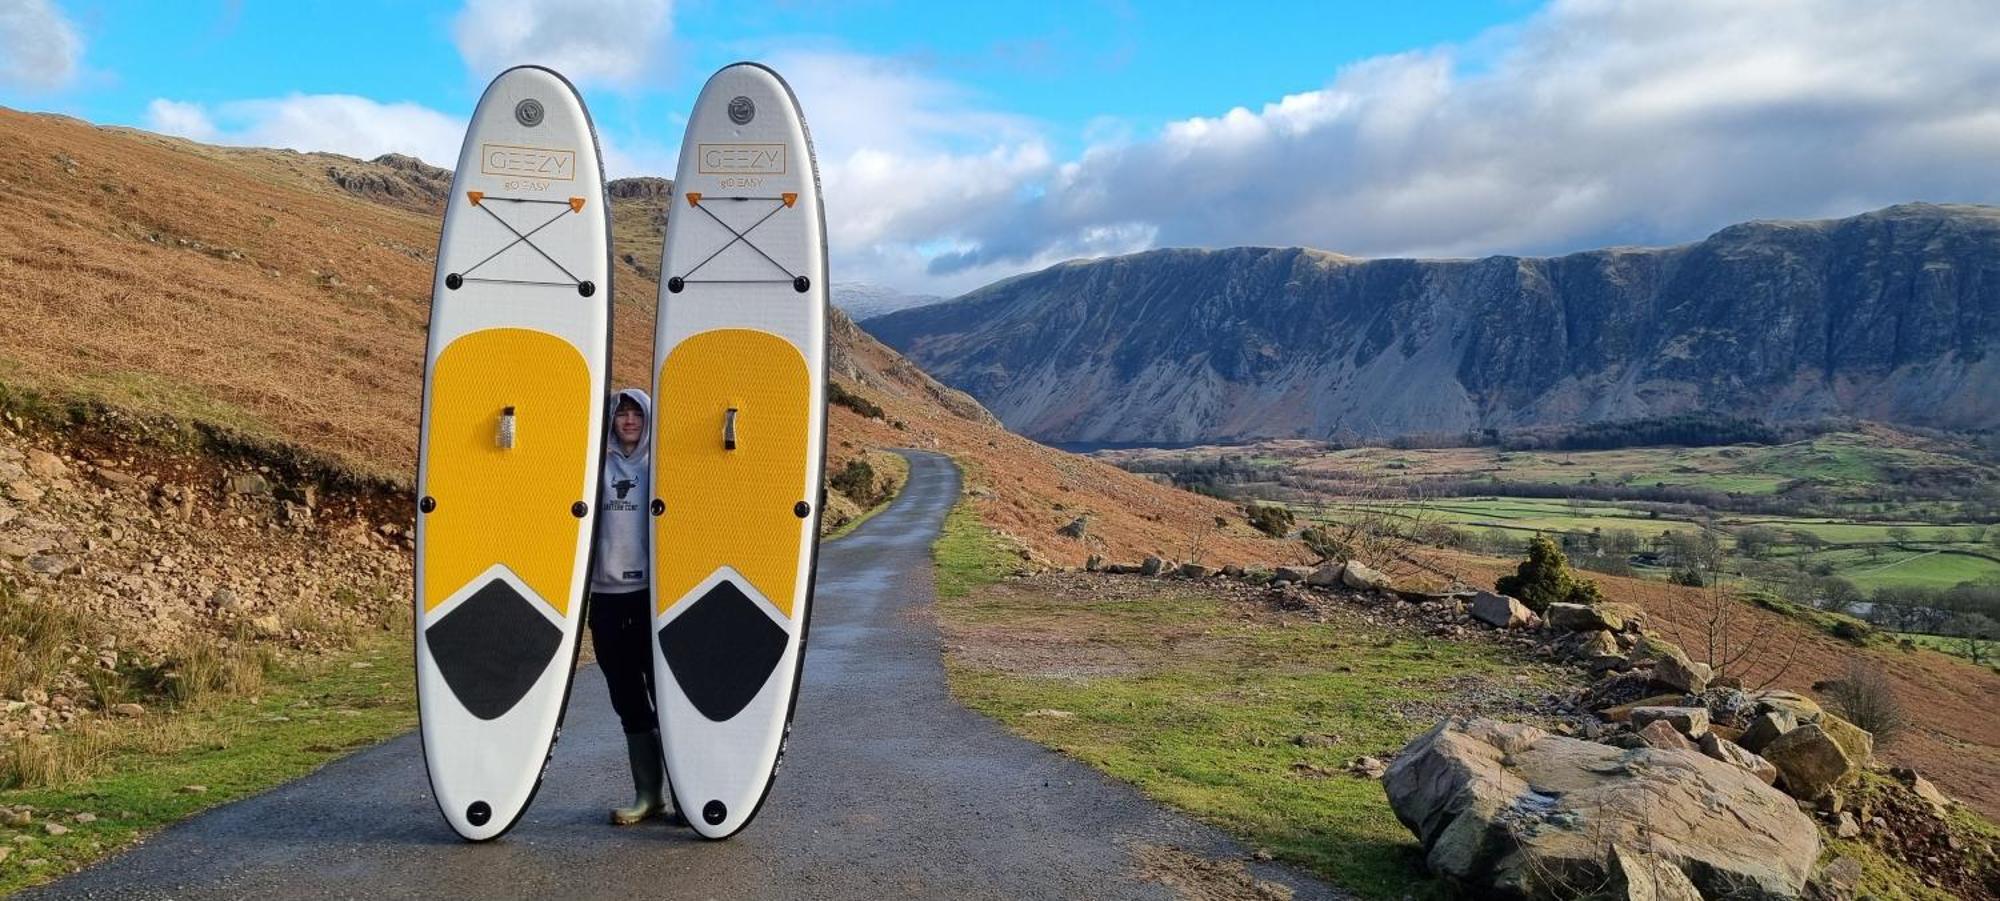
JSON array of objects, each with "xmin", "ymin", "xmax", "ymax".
[
  {"xmin": 659, "ymin": 579, "xmax": 789, "ymax": 722},
  {"xmin": 425, "ymin": 578, "xmax": 564, "ymax": 720}
]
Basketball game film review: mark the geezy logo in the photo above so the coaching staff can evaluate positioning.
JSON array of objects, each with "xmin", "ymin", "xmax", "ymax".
[
  {"xmin": 698, "ymin": 143, "xmax": 787, "ymax": 175},
  {"xmin": 480, "ymin": 143, "xmax": 576, "ymax": 181}
]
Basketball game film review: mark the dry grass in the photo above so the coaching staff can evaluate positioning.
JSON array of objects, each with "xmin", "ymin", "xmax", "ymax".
[
  {"xmin": 0, "ymin": 580, "xmax": 99, "ymax": 700},
  {"xmin": 0, "ymin": 635, "xmax": 277, "ymax": 790},
  {"xmin": 1, "ymin": 727, "xmax": 115, "ymax": 789},
  {"xmin": 0, "ymin": 580, "xmax": 280, "ymax": 789}
]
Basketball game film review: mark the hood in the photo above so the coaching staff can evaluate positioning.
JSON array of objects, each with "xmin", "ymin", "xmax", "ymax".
[{"xmin": 608, "ymin": 387, "xmax": 652, "ymax": 458}]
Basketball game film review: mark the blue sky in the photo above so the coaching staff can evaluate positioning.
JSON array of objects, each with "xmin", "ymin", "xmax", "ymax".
[
  {"xmin": 20, "ymin": 1, "xmax": 1529, "ymax": 162},
  {"xmin": 4, "ymin": 0, "xmax": 1997, "ymax": 295}
]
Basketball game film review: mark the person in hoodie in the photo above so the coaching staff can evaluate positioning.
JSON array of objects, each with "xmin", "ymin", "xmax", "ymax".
[{"xmin": 589, "ymin": 388, "xmax": 675, "ymax": 825}]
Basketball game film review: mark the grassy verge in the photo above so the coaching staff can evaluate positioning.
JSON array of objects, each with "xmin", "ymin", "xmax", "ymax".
[
  {"xmin": 934, "ymin": 554, "xmax": 1562, "ymax": 897},
  {"xmin": 932, "ymin": 499, "xmax": 1018, "ymax": 600},
  {"xmin": 0, "ymin": 632, "xmax": 414, "ymax": 893}
]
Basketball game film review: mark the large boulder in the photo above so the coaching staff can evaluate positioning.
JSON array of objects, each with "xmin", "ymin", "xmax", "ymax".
[
  {"xmin": 1272, "ymin": 565, "xmax": 1311, "ymax": 584},
  {"xmin": 1383, "ymin": 717, "xmax": 1820, "ymax": 899},
  {"xmin": 1629, "ymin": 706, "xmax": 1710, "ymax": 738},
  {"xmin": 1613, "ymin": 846, "xmax": 1705, "ymax": 901},
  {"xmin": 1471, "ymin": 591, "xmax": 1535, "ymax": 629},
  {"xmin": 1810, "ymin": 712, "xmax": 1873, "ymax": 768},
  {"xmin": 1340, "ymin": 560, "xmax": 1393, "ymax": 591},
  {"xmin": 1305, "ymin": 563, "xmax": 1343, "ymax": 587},
  {"xmin": 1653, "ymin": 653, "xmax": 1712, "ymax": 694},
  {"xmin": 1637, "ymin": 720, "xmax": 1696, "ymax": 752},
  {"xmin": 1555, "ymin": 629, "xmax": 1628, "ymax": 673},
  {"xmin": 1138, "ymin": 556, "xmax": 1165, "ymax": 576},
  {"xmin": 1698, "ymin": 733, "xmax": 1779, "ymax": 786},
  {"xmin": 1750, "ymin": 690, "xmax": 1822, "ymax": 721},
  {"xmin": 1737, "ymin": 710, "xmax": 1798, "ymax": 754},
  {"xmin": 1544, "ymin": 602, "xmax": 1643, "ymax": 633},
  {"xmin": 1760, "ymin": 724, "xmax": 1857, "ymax": 800}
]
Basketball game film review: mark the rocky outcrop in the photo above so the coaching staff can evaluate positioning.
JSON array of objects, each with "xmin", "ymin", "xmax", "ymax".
[
  {"xmin": 606, "ymin": 176, "xmax": 672, "ymax": 201},
  {"xmin": 1382, "ymin": 717, "xmax": 1820, "ymax": 899},
  {"xmin": 824, "ymin": 308, "xmax": 1001, "ymax": 428},
  {"xmin": 322, "ymin": 153, "xmax": 452, "ymax": 215},
  {"xmin": 868, "ymin": 203, "xmax": 2000, "ymax": 443}
]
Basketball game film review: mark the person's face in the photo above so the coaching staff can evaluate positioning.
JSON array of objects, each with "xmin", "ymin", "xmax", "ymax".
[{"xmin": 614, "ymin": 405, "xmax": 645, "ymax": 445}]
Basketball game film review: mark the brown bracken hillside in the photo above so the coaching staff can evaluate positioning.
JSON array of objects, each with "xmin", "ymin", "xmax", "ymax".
[{"xmin": 0, "ymin": 107, "xmax": 1291, "ymax": 569}]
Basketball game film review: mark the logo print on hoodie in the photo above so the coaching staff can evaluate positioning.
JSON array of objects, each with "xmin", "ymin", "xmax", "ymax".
[{"xmin": 613, "ymin": 478, "xmax": 635, "ymax": 500}]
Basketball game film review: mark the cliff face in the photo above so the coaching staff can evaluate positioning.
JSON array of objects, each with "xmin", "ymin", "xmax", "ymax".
[{"xmin": 866, "ymin": 204, "xmax": 2000, "ymax": 444}]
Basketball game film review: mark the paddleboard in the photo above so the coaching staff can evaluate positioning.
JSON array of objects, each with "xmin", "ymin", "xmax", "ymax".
[
  {"xmin": 650, "ymin": 62, "xmax": 828, "ymax": 840},
  {"xmin": 415, "ymin": 65, "xmax": 610, "ymax": 842}
]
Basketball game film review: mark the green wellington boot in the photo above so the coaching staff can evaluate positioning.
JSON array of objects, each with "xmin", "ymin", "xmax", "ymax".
[{"xmin": 611, "ymin": 730, "xmax": 668, "ymax": 825}]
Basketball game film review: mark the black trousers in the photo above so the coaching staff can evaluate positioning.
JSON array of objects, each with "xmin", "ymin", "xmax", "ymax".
[{"xmin": 588, "ymin": 589, "xmax": 657, "ymax": 735}]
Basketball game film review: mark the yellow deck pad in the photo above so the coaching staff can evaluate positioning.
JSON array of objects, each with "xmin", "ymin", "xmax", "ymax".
[
  {"xmin": 654, "ymin": 328, "xmax": 812, "ymax": 618},
  {"xmin": 422, "ymin": 327, "xmax": 592, "ymax": 615}
]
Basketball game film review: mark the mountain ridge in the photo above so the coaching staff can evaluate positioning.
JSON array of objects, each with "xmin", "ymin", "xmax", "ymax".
[{"xmin": 867, "ymin": 202, "xmax": 2000, "ymax": 445}]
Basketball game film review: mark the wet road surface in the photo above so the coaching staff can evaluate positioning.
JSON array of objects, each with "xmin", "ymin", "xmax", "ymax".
[{"xmin": 33, "ymin": 452, "xmax": 1339, "ymax": 900}]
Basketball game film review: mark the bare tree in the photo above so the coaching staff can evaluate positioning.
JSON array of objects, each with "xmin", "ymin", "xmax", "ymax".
[
  {"xmin": 1660, "ymin": 527, "xmax": 1803, "ymax": 690},
  {"xmin": 1950, "ymin": 612, "xmax": 1994, "ymax": 666},
  {"xmin": 1293, "ymin": 484, "xmax": 1442, "ymax": 581}
]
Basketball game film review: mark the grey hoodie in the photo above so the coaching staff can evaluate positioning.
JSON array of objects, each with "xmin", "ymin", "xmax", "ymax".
[{"xmin": 591, "ymin": 388, "xmax": 651, "ymax": 595}]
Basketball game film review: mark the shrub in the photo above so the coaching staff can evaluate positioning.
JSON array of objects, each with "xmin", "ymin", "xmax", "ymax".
[
  {"xmin": 1822, "ymin": 660, "xmax": 1906, "ymax": 747},
  {"xmin": 1669, "ymin": 567, "xmax": 1706, "ymax": 588},
  {"xmin": 1830, "ymin": 619, "xmax": 1873, "ymax": 645},
  {"xmin": 827, "ymin": 382, "xmax": 884, "ymax": 420},
  {"xmin": 829, "ymin": 458, "xmax": 886, "ymax": 508},
  {"xmin": 1244, "ymin": 503, "xmax": 1295, "ymax": 538},
  {"xmin": 1495, "ymin": 536, "xmax": 1605, "ymax": 613},
  {"xmin": 1300, "ymin": 525, "xmax": 1345, "ymax": 564}
]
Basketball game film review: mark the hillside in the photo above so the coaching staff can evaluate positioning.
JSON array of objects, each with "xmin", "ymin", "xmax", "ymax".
[
  {"xmin": 0, "ymin": 106, "xmax": 1288, "ymax": 569},
  {"xmin": 867, "ymin": 204, "xmax": 2000, "ymax": 445}
]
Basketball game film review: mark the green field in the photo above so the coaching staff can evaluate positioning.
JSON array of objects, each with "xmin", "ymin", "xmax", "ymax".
[
  {"xmin": 1894, "ymin": 631, "xmax": 1997, "ymax": 665},
  {"xmin": 1283, "ymin": 431, "xmax": 1985, "ymax": 502},
  {"xmin": 1304, "ymin": 494, "xmax": 2000, "ymax": 595},
  {"xmin": 1312, "ymin": 497, "xmax": 1693, "ymax": 536},
  {"xmin": 1806, "ymin": 549, "xmax": 2000, "ymax": 592}
]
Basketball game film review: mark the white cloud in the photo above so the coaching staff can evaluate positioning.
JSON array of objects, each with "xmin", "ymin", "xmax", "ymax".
[
  {"xmin": 452, "ymin": 0, "xmax": 672, "ymax": 88},
  {"xmin": 145, "ymin": 94, "xmax": 466, "ymax": 169},
  {"xmin": 0, "ymin": 0, "xmax": 82, "ymax": 91},
  {"xmin": 143, "ymin": 99, "xmax": 217, "ymax": 142},
  {"xmin": 760, "ymin": 50, "xmax": 1075, "ymax": 294},
  {"xmin": 795, "ymin": 0, "xmax": 2000, "ymax": 296}
]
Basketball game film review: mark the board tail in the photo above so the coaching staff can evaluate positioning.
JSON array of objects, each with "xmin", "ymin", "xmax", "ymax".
[
  {"xmin": 414, "ymin": 65, "xmax": 614, "ymax": 842},
  {"xmin": 650, "ymin": 61, "xmax": 830, "ymax": 840}
]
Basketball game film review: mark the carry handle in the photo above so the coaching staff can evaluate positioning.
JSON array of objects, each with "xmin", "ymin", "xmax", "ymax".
[
  {"xmin": 724, "ymin": 407, "xmax": 738, "ymax": 451},
  {"xmin": 497, "ymin": 406, "xmax": 517, "ymax": 449}
]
